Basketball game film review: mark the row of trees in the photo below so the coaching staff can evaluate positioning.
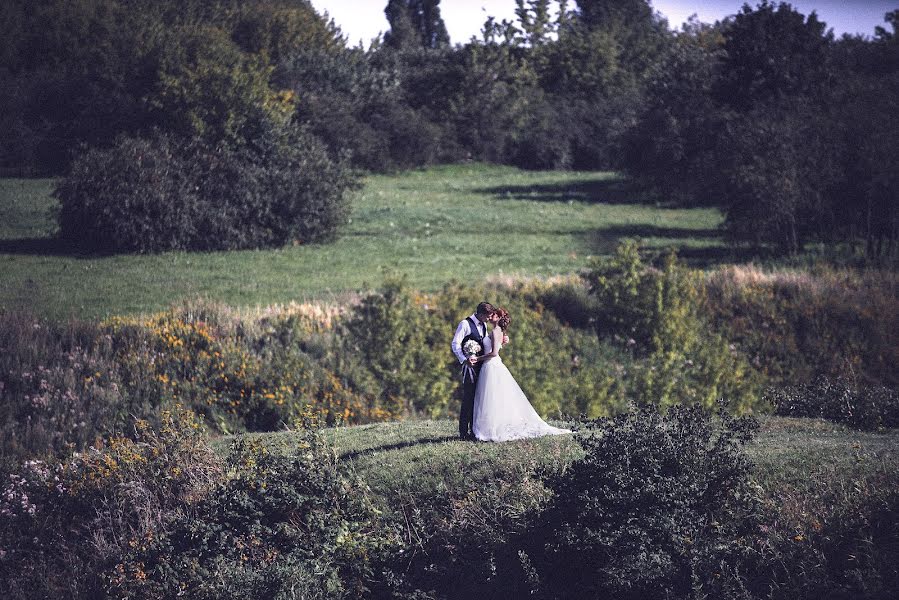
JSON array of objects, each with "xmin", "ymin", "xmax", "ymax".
[{"xmin": 0, "ymin": 0, "xmax": 896, "ymax": 254}]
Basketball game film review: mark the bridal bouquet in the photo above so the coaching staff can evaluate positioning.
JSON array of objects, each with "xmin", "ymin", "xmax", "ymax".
[{"xmin": 463, "ymin": 340, "xmax": 482, "ymax": 358}]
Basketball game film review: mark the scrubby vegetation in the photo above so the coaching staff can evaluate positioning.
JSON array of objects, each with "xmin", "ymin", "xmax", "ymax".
[
  {"xmin": 3, "ymin": 242, "xmax": 896, "ymax": 475},
  {"xmin": 1, "ymin": 1, "xmax": 896, "ymax": 596},
  {"xmin": 1, "ymin": 237, "xmax": 896, "ymax": 598},
  {"xmin": 2, "ymin": 406, "xmax": 896, "ymax": 599},
  {"xmin": 0, "ymin": 408, "xmax": 389, "ymax": 599}
]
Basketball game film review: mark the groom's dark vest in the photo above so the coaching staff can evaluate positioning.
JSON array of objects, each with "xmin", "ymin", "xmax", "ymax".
[{"xmin": 460, "ymin": 317, "xmax": 487, "ymax": 382}]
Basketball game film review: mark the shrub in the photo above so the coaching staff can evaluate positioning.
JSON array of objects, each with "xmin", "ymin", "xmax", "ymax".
[
  {"xmin": 0, "ymin": 302, "xmax": 373, "ymax": 472},
  {"xmin": 0, "ymin": 310, "xmax": 156, "ymax": 474},
  {"xmin": 703, "ymin": 265, "xmax": 899, "ymax": 388},
  {"xmin": 342, "ymin": 277, "xmax": 454, "ymax": 418},
  {"xmin": 529, "ymin": 406, "xmax": 761, "ymax": 599},
  {"xmin": 340, "ymin": 278, "xmax": 633, "ymax": 422},
  {"xmin": 111, "ymin": 430, "xmax": 385, "ymax": 600},
  {"xmin": 0, "ymin": 408, "xmax": 389, "ymax": 600},
  {"xmin": 743, "ymin": 451, "xmax": 899, "ymax": 599},
  {"xmin": 583, "ymin": 240, "xmax": 762, "ymax": 410},
  {"xmin": 102, "ymin": 305, "xmax": 372, "ymax": 432},
  {"xmin": 0, "ymin": 408, "xmax": 220, "ymax": 599},
  {"xmin": 766, "ymin": 376, "xmax": 899, "ymax": 430},
  {"xmin": 55, "ymin": 127, "xmax": 354, "ymax": 253}
]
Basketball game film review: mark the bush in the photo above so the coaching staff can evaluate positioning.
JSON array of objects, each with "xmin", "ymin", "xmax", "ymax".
[
  {"xmin": 703, "ymin": 265, "xmax": 899, "ymax": 388},
  {"xmin": 529, "ymin": 406, "xmax": 761, "ymax": 599},
  {"xmin": 0, "ymin": 408, "xmax": 220, "ymax": 599},
  {"xmin": 342, "ymin": 277, "xmax": 454, "ymax": 418},
  {"xmin": 583, "ymin": 240, "xmax": 761, "ymax": 410},
  {"xmin": 0, "ymin": 408, "xmax": 389, "ymax": 600},
  {"xmin": 102, "ymin": 304, "xmax": 373, "ymax": 432},
  {"xmin": 339, "ymin": 278, "xmax": 633, "ymax": 422},
  {"xmin": 0, "ymin": 310, "xmax": 155, "ymax": 474},
  {"xmin": 0, "ymin": 302, "xmax": 373, "ymax": 472},
  {"xmin": 766, "ymin": 376, "xmax": 899, "ymax": 430},
  {"xmin": 55, "ymin": 127, "xmax": 354, "ymax": 253},
  {"xmin": 742, "ymin": 452, "xmax": 899, "ymax": 599}
]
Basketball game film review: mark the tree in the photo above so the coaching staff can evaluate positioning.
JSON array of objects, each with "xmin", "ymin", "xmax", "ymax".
[
  {"xmin": 620, "ymin": 22, "xmax": 727, "ymax": 205},
  {"xmin": 384, "ymin": 0, "xmax": 450, "ymax": 50},
  {"xmin": 714, "ymin": 1, "xmax": 833, "ymax": 110},
  {"xmin": 573, "ymin": 0, "xmax": 670, "ymax": 80},
  {"xmin": 149, "ymin": 25, "xmax": 290, "ymax": 147},
  {"xmin": 514, "ymin": 0, "xmax": 566, "ymax": 47}
]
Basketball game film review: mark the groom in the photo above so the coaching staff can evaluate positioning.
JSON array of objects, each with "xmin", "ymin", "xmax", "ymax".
[{"xmin": 451, "ymin": 302, "xmax": 499, "ymax": 440}]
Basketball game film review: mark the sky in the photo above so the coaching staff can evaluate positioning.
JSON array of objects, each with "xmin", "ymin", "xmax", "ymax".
[{"xmin": 308, "ymin": 0, "xmax": 897, "ymax": 48}]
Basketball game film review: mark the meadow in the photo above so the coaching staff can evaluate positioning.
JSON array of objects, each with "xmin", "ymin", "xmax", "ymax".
[{"xmin": 0, "ymin": 164, "xmax": 728, "ymax": 320}]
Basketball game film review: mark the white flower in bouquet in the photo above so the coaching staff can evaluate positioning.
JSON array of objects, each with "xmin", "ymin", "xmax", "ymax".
[{"xmin": 463, "ymin": 340, "xmax": 482, "ymax": 357}]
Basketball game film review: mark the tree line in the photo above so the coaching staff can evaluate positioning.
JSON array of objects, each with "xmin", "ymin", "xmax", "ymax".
[{"xmin": 0, "ymin": 0, "xmax": 896, "ymax": 255}]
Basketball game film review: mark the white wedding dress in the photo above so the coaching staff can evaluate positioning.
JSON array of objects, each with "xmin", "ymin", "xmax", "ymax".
[{"xmin": 472, "ymin": 330, "xmax": 572, "ymax": 442}]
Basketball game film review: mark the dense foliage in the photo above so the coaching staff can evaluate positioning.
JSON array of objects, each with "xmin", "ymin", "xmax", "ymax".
[
  {"xmin": 623, "ymin": 3, "xmax": 899, "ymax": 256},
  {"xmin": 54, "ymin": 128, "xmax": 354, "ymax": 253},
  {"xmin": 766, "ymin": 376, "xmax": 899, "ymax": 430},
  {"xmin": 0, "ymin": 408, "xmax": 389, "ymax": 600},
  {"xmin": 531, "ymin": 406, "xmax": 761, "ymax": 598},
  {"xmin": 2, "ymin": 0, "xmax": 896, "ymax": 255},
  {"xmin": 584, "ymin": 240, "xmax": 760, "ymax": 410}
]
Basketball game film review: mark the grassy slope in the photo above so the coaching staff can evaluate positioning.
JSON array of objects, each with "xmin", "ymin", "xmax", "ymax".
[
  {"xmin": 225, "ymin": 417, "xmax": 899, "ymax": 519},
  {"xmin": 0, "ymin": 165, "xmax": 726, "ymax": 320}
]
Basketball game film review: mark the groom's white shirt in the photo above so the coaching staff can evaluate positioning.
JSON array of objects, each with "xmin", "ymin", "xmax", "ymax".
[{"xmin": 451, "ymin": 313, "xmax": 485, "ymax": 364}]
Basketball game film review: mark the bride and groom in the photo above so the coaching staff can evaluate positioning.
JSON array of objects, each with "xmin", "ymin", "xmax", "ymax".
[{"xmin": 451, "ymin": 302, "xmax": 571, "ymax": 442}]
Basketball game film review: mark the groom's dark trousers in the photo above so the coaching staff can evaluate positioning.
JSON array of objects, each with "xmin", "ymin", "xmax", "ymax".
[{"xmin": 459, "ymin": 364, "xmax": 480, "ymax": 439}]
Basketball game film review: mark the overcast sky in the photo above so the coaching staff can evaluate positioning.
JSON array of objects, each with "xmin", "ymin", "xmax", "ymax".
[{"xmin": 308, "ymin": 0, "xmax": 897, "ymax": 47}]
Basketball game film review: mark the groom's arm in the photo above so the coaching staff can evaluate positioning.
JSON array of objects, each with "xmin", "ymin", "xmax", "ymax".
[{"xmin": 451, "ymin": 320, "xmax": 469, "ymax": 364}]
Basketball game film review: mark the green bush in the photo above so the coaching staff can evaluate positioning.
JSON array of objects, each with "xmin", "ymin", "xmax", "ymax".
[
  {"xmin": 0, "ymin": 303, "xmax": 372, "ymax": 472},
  {"xmin": 0, "ymin": 408, "xmax": 389, "ymax": 600},
  {"xmin": 766, "ymin": 376, "xmax": 899, "ymax": 430},
  {"xmin": 342, "ymin": 277, "xmax": 454, "ymax": 418},
  {"xmin": 339, "ymin": 278, "xmax": 633, "ymax": 422},
  {"xmin": 55, "ymin": 127, "xmax": 354, "ymax": 253},
  {"xmin": 584, "ymin": 240, "xmax": 762, "ymax": 410},
  {"xmin": 529, "ymin": 406, "xmax": 761, "ymax": 599}
]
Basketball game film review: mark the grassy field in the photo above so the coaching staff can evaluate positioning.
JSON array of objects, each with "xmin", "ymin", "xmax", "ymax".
[
  {"xmin": 224, "ymin": 416, "xmax": 899, "ymax": 530},
  {"xmin": 0, "ymin": 165, "xmax": 729, "ymax": 320}
]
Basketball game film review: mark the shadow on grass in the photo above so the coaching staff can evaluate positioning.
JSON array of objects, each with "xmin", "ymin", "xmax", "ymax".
[
  {"xmin": 339, "ymin": 435, "xmax": 461, "ymax": 461},
  {"xmin": 597, "ymin": 224, "xmax": 723, "ymax": 240},
  {"xmin": 478, "ymin": 178, "xmax": 652, "ymax": 205},
  {"xmin": 586, "ymin": 226, "xmax": 767, "ymax": 268},
  {"xmin": 0, "ymin": 236, "xmax": 110, "ymax": 257}
]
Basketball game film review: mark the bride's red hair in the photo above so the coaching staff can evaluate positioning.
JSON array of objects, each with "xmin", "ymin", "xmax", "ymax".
[{"xmin": 496, "ymin": 308, "xmax": 511, "ymax": 330}]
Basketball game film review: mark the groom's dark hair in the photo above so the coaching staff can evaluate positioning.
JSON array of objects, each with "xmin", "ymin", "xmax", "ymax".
[{"xmin": 476, "ymin": 302, "xmax": 497, "ymax": 317}]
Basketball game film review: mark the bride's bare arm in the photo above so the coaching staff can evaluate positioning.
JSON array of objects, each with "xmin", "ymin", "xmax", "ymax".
[{"xmin": 478, "ymin": 327, "xmax": 503, "ymax": 363}]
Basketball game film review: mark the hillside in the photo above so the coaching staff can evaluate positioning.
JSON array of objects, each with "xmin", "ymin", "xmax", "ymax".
[
  {"xmin": 230, "ymin": 417, "xmax": 899, "ymax": 519},
  {"xmin": 0, "ymin": 165, "xmax": 728, "ymax": 320},
  {"xmin": 213, "ymin": 416, "xmax": 899, "ymax": 598}
]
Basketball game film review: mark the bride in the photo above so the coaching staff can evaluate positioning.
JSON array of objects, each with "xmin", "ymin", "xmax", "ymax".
[{"xmin": 472, "ymin": 308, "xmax": 572, "ymax": 442}]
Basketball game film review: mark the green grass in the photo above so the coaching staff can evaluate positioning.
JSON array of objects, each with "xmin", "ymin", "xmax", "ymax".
[
  {"xmin": 0, "ymin": 164, "xmax": 728, "ymax": 320},
  {"xmin": 221, "ymin": 416, "xmax": 899, "ymax": 519}
]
